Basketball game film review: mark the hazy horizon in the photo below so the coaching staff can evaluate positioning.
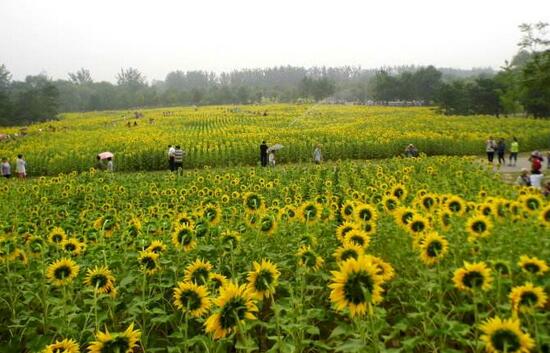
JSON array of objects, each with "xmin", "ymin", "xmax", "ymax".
[{"xmin": 1, "ymin": 0, "xmax": 549, "ymax": 83}]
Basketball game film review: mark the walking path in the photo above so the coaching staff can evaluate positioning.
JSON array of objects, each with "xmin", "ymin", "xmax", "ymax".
[{"xmin": 479, "ymin": 152, "xmax": 549, "ymax": 184}]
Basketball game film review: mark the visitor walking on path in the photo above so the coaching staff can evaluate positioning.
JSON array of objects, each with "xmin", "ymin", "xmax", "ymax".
[
  {"xmin": 173, "ymin": 145, "xmax": 185, "ymax": 172},
  {"xmin": 313, "ymin": 145, "xmax": 322, "ymax": 164},
  {"xmin": 168, "ymin": 145, "xmax": 175, "ymax": 171},
  {"xmin": 485, "ymin": 137, "xmax": 496, "ymax": 163},
  {"xmin": 16, "ymin": 154, "xmax": 26, "ymax": 178},
  {"xmin": 1, "ymin": 158, "xmax": 11, "ymax": 178},
  {"xmin": 260, "ymin": 141, "xmax": 268, "ymax": 167},
  {"xmin": 508, "ymin": 137, "xmax": 519, "ymax": 166},
  {"xmin": 496, "ymin": 139, "xmax": 506, "ymax": 165}
]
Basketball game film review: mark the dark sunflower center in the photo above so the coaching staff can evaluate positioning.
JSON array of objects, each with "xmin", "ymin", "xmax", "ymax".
[
  {"xmin": 385, "ymin": 199, "xmax": 397, "ymax": 210},
  {"xmin": 304, "ymin": 205, "xmax": 318, "ymax": 218},
  {"xmin": 260, "ymin": 219, "xmax": 273, "ymax": 232},
  {"xmin": 494, "ymin": 263, "xmax": 509, "ymax": 275},
  {"xmin": 402, "ymin": 212, "xmax": 413, "ymax": 225},
  {"xmin": 220, "ymin": 297, "xmax": 247, "ymax": 329},
  {"xmin": 150, "ymin": 246, "xmax": 162, "ymax": 253},
  {"xmin": 471, "ymin": 220, "xmax": 487, "ymax": 233},
  {"xmin": 411, "ymin": 220, "xmax": 425, "ymax": 232},
  {"xmin": 526, "ymin": 199, "xmax": 539, "ymax": 210},
  {"xmin": 205, "ymin": 208, "xmax": 217, "ymax": 221},
  {"xmin": 343, "ymin": 271, "xmax": 375, "ymax": 304},
  {"xmin": 54, "ymin": 265, "xmax": 72, "ymax": 280},
  {"xmin": 490, "ymin": 329, "xmax": 521, "ymax": 352},
  {"xmin": 302, "ymin": 251, "xmax": 318, "ymax": 267},
  {"xmin": 359, "ymin": 209, "xmax": 372, "ymax": 221},
  {"xmin": 449, "ymin": 201, "xmax": 461, "ymax": 212},
  {"xmin": 523, "ymin": 263, "xmax": 540, "ymax": 274},
  {"xmin": 519, "ymin": 291, "xmax": 538, "ymax": 306},
  {"xmin": 426, "ymin": 241, "xmax": 442, "ymax": 258},
  {"xmin": 343, "ymin": 206, "xmax": 353, "ymax": 216},
  {"xmin": 462, "ymin": 271, "xmax": 484, "ymax": 288},
  {"xmin": 246, "ymin": 195, "xmax": 261, "ymax": 210},
  {"xmin": 340, "ymin": 249, "xmax": 358, "ymax": 261},
  {"xmin": 341, "ymin": 226, "xmax": 353, "ymax": 237},
  {"xmin": 179, "ymin": 290, "xmax": 201, "ymax": 310},
  {"xmin": 178, "ymin": 230, "xmax": 193, "ymax": 245},
  {"xmin": 544, "ymin": 210, "xmax": 550, "ymax": 222},
  {"xmin": 65, "ymin": 243, "xmax": 76, "ymax": 251},
  {"xmin": 141, "ymin": 256, "xmax": 157, "ymax": 270},
  {"xmin": 350, "ymin": 235, "xmax": 365, "ymax": 246},
  {"xmin": 393, "ymin": 189, "xmax": 404, "ymax": 198},
  {"xmin": 423, "ymin": 198, "xmax": 434, "ymax": 209},
  {"xmin": 101, "ymin": 336, "xmax": 131, "ymax": 353},
  {"xmin": 191, "ymin": 268, "xmax": 210, "ymax": 285},
  {"xmin": 254, "ymin": 270, "xmax": 274, "ymax": 291},
  {"xmin": 52, "ymin": 234, "xmax": 63, "ymax": 243},
  {"xmin": 90, "ymin": 274, "xmax": 108, "ymax": 288}
]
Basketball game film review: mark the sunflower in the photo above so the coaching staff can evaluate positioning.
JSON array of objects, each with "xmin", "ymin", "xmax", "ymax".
[
  {"xmin": 364, "ymin": 255, "xmax": 395, "ymax": 283},
  {"xmin": 146, "ymin": 240, "xmax": 167, "ymax": 254},
  {"xmin": 221, "ymin": 230, "xmax": 241, "ymax": 249},
  {"xmin": 453, "ymin": 261, "xmax": 493, "ymax": 292},
  {"xmin": 381, "ymin": 195, "xmax": 399, "ymax": 213},
  {"xmin": 278, "ymin": 205, "xmax": 297, "ymax": 222},
  {"xmin": 41, "ymin": 338, "xmax": 80, "ymax": 353},
  {"xmin": 184, "ymin": 259, "xmax": 213, "ymax": 285},
  {"xmin": 173, "ymin": 281, "xmax": 211, "ymax": 318},
  {"xmin": 138, "ymin": 250, "xmax": 160, "ymax": 275},
  {"xmin": 344, "ymin": 229, "xmax": 370, "ymax": 249},
  {"xmin": 445, "ymin": 195, "xmax": 466, "ymax": 215},
  {"xmin": 353, "ymin": 203, "xmax": 378, "ymax": 223},
  {"xmin": 84, "ymin": 266, "xmax": 115, "ymax": 294},
  {"xmin": 520, "ymin": 194, "xmax": 543, "ymax": 213},
  {"xmin": 46, "ymin": 258, "xmax": 80, "ymax": 287},
  {"xmin": 247, "ymin": 259, "xmax": 280, "ymax": 300},
  {"xmin": 480, "ymin": 316, "xmax": 534, "ymax": 353},
  {"xmin": 243, "ymin": 192, "xmax": 264, "ymax": 214},
  {"xmin": 437, "ymin": 210, "xmax": 452, "ymax": 230},
  {"xmin": 394, "ymin": 207, "xmax": 416, "ymax": 229},
  {"xmin": 26, "ymin": 235, "xmax": 46, "ymax": 255},
  {"xmin": 539, "ymin": 204, "xmax": 550, "ymax": 227},
  {"xmin": 209, "ymin": 273, "xmax": 228, "ymax": 291},
  {"xmin": 48, "ymin": 227, "xmax": 67, "ymax": 244},
  {"xmin": 205, "ymin": 282, "xmax": 258, "ymax": 339},
  {"xmin": 296, "ymin": 245, "xmax": 324, "ymax": 270},
  {"xmin": 491, "ymin": 260, "xmax": 511, "ymax": 276},
  {"xmin": 340, "ymin": 200, "xmax": 355, "ymax": 221},
  {"xmin": 333, "ymin": 242, "xmax": 365, "ymax": 263},
  {"xmin": 298, "ymin": 201, "xmax": 321, "ymax": 223},
  {"xmin": 329, "ymin": 256, "xmax": 384, "ymax": 317},
  {"xmin": 417, "ymin": 193, "xmax": 438, "ymax": 212},
  {"xmin": 88, "ymin": 323, "xmax": 141, "ymax": 353},
  {"xmin": 510, "ymin": 282, "xmax": 548, "ymax": 313},
  {"xmin": 390, "ymin": 183, "xmax": 407, "ymax": 201},
  {"xmin": 61, "ymin": 238, "xmax": 83, "ymax": 256},
  {"xmin": 518, "ymin": 255, "xmax": 548, "ymax": 276},
  {"xmin": 419, "ymin": 232, "xmax": 449, "ymax": 266},
  {"xmin": 407, "ymin": 214, "xmax": 430, "ymax": 235},
  {"xmin": 171, "ymin": 224, "xmax": 197, "ymax": 252},
  {"xmin": 259, "ymin": 214, "xmax": 278, "ymax": 235},
  {"xmin": 174, "ymin": 212, "xmax": 194, "ymax": 227},
  {"xmin": 203, "ymin": 203, "xmax": 222, "ymax": 225},
  {"xmin": 126, "ymin": 217, "xmax": 142, "ymax": 236},
  {"xmin": 335, "ymin": 222, "xmax": 358, "ymax": 243},
  {"xmin": 466, "ymin": 214, "xmax": 493, "ymax": 240}
]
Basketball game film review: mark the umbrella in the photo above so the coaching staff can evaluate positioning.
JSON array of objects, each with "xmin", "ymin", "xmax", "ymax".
[
  {"xmin": 98, "ymin": 152, "xmax": 114, "ymax": 160},
  {"xmin": 267, "ymin": 144, "xmax": 284, "ymax": 152}
]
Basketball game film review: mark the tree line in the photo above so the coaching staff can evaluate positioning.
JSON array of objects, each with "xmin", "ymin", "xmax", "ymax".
[{"xmin": 0, "ymin": 23, "xmax": 548, "ymax": 126}]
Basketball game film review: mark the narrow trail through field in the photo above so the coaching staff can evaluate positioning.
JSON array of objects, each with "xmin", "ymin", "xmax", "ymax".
[{"xmin": 477, "ymin": 152, "xmax": 550, "ymax": 184}]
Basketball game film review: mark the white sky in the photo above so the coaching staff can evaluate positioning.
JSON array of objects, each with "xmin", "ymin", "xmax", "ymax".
[{"xmin": 1, "ymin": 0, "xmax": 549, "ymax": 82}]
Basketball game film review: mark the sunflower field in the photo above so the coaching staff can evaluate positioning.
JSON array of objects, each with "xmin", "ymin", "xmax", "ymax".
[
  {"xmin": 1, "ymin": 104, "xmax": 550, "ymax": 175},
  {"xmin": 0, "ymin": 155, "xmax": 548, "ymax": 353}
]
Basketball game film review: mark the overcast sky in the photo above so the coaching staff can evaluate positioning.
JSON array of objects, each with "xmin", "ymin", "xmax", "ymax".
[{"xmin": 1, "ymin": 0, "xmax": 549, "ymax": 82}]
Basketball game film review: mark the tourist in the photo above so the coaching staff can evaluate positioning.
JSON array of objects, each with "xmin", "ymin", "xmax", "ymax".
[
  {"xmin": 168, "ymin": 145, "xmax": 175, "ymax": 171},
  {"xmin": 496, "ymin": 139, "xmax": 506, "ymax": 165},
  {"xmin": 404, "ymin": 144, "xmax": 418, "ymax": 158},
  {"xmin": 1, "ymin": 157, "xmax": 11, "ymax": 178},
  {"xmin": 515, "ymin": 168, "xmax": 531, "ymax": 187},
  {"xmin": 529, "ymin": 151, "xmax": 543, "ymax": 174},
  {"xmin": 313, "ymin": 145, "xmax": 322, "ymax": 164},
  {"xmin": 95, "ymin": 155, "xmax": 106, "ymax": 171},
  {"xmin": 173, "ymin": 145, "xmax": 185, "ymax": 172},
  {"xmin": 260, "ymin": 141, "xmax": 268, "ymax": 167},
  {"xmin": 16, "ymin": 154, "xmax": 26, "ymax": 178},
  {"xmin": 106, "ymin": 157, "xmax": 114, "ymax": 172},
  {"xmin": 529, "ymin": 171, "xmax": 544, "ymax": 190},
  {"xmin": 485, "ymin": 137, "xmax": 496, "ymax": 163},
  {"xmin": 508, "ymin": 137, "xmax": 519, "ymax": 167},
  {"xmin": 268, "ymin": 150, "xmax": 276, "ymax": 167}
]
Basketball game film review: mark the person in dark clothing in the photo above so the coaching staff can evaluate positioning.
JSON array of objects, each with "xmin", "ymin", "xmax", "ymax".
[
  {"xmin": 496, "ymin": 139, "xmax": 506, "ymax": 165},
  {"xmin": 260, "ymin": 141, "xmax": 268, "ymax": 167}
]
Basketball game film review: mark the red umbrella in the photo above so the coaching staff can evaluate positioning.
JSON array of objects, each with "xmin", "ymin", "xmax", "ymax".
[{"xmin": 98, "ymin": 152, "xmax": 114, "ymax": 160}]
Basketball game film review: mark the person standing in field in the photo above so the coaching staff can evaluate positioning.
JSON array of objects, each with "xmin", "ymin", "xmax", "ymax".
[
  {"xmin": 508, "ymin": 137, "xmax": 519, "ymax": 167},
  {"xmin": 268, "ymin": 150, "xmax": 276, "ymax": 167},
  {"xmin": 515, "ymin": 168, "xmax": 531, "ymax": 187},
  {"xmin": 106, "ymin": 157, "xmax": 114, "ymax": 172},
  {"xmin": 1, "ymin": 157, "xmax": 11, "ymax": 178},
  {"xmin": 16, "ymin": 154, "xmax": 26, "ymax": 178},
  {"xmin": 496, "ymin": 138, "xmax": 506, "ymax": 165},
  {"xmin": 260, "ymin": 141, "xmax": 268, "ymax": 167},
  {"xmin": 173, "ymin": 145, "xmax": 185, "ymax": 172},
  {"xmin": 485, "ymin": 137, "xmax": 496, "ymax": 163},
  {"xmin": 168, "ymin": 145, "xmax": 176, "ymax": 171},
  {"xmin": 313, "ymin": 145, "xmax": 322, "ymax": 164}
]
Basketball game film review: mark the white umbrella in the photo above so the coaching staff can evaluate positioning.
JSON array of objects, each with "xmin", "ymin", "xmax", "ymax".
[
  {"xmin": 267, "ymin": 144, "xmax": 284, "ymax": 152},
  {"xmin": 98, "ymin": 151, "xmax": 114, "ymax": 160}
]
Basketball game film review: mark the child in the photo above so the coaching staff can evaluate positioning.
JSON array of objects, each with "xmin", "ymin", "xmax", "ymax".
[
  {"xmin": 16, "ymin": 154, "xmax": 26, "ymax": 178},
  {"xmin": 1, "ymin": 157, "xmax": 11, "ymax": 178}
]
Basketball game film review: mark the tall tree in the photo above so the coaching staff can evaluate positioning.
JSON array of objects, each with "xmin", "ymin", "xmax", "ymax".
[{"xmin": 68, "ymin": 68, "xmax": 93, "ymax": 85}]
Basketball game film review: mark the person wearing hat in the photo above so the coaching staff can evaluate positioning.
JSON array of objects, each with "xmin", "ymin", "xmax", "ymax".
[{"xmin": 515, "ymin": 168, "xmax": 531, "ymax": 187}]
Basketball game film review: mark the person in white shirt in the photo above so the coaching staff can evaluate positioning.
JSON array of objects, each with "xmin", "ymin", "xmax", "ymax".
[
  {"xmin": 106, "ymin": 157, "xmax": 114, "ymax": 172},
  {"xmin": 1, "ymin": 157, "xmax": 11, "ymax": 178},
  {"xmin": 313, "ymin": 145, "xmax": 322, "ymax": 164},
  {"xmin": 16, "ymin": 154, "xmax": 26, "ymax": 178},
  {"xmin": 168, "ymin": 145, "xmax": 176, "ymax": 171},
  {"xmin": 529, "ymin": 172, "xmax": 544, "ymax": 190}
]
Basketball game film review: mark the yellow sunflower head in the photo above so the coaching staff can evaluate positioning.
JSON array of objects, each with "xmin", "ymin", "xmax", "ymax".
[
  {"xmin": 419, "ymin": 232, "xmax": 449, "ymax": 266},
  {"xmin": 84, "ymin": 266, "xmax": 115, "ymax": 294},
  {"xmin": 243, "ymin": 192, "xmax": 265, "ymax": 214},
  {"xmin": 46, "ymin": 258, "xmax": 80, "ymax": 287},
  {"xmin": 184, "ymin": 259, "xmax": 213, "ymax": 285},
  {"xmin": 296, "ymin": 245, "xmax": 324, "ymax": 271},
  {"xmin": 510, "ymin": 282, "xmax": 548, "ymax": 314},
  {"xmin": 452, "ymin": 261, "xmax": 493, "ymax": 292},
  {"xmin": 353, "ymin": 203, "xmax": 378, "ymax": 223},
  {"xmin": 364, "ymin": 255, "xmax": 395, "ymax": 283},
  {"xmin": 298, "ymin": 201, "xmax": 321, "ymax": 223},
  {"xmin": 344, "ymin": 229, "xmax": 371, "ymax": 249},
  {"xmin": 202, "ymin": 203, "xmax": 222, "ymax": 225},
  {"xmin": 329, "ymin": 255, "xmax": 384, "ymax": 317},
  {"xmin": 48, "ymin": 227, "xmax": 67, "ymax": 244},
  {"xmin": 138, "ymin": 250, "xmax": 160, "ymax": 275},
  {"xmin": 246, "ymin": 259, "xmax": 281, "ymax": 300},
  {"xmin": 208, "ymin": 272, "xmax": 228, "ymax": 291},
  {"xmin": 466, "ymin": 214, "xmax": 493, "ymax": 241},
  {"xmin": 41, "ymin": 338, "xmax": 80, "ymax": 353},
  {"xmin": 88, "ymin": 323, "xmax": 141, "ymax": 353},
  {"xmin": 146, "ymin": 240, "xmax": 167, "ymax": 254},
  {"xmin": 480, "ymin": 316, "xmax": 534, "ymax": 353},
  {"xmin": 335, "ymin": 222, "xmax": 358, "ymax": 243},
  {"xmin": 333, "ymin": 242, "xmax": 365, "ymax": 263},
  {"xmin": 518, "ymin": 255, "xmax": 548, "ymax": 276},
  {"xmin": 61, "ymin": 238, "xmax": 83, "ymax": 256},
  {"xmin": 173, "ymin": 281, "xmax": 211, "ymax": 318},
  {"xmin": 171, "ymin": 224, "xmax": 197, "ymax": 252}
]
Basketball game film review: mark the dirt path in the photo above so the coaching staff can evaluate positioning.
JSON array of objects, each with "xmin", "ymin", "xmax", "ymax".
[{"xmin": 478, "ymin": 152, "xmax": 549, "ymax": 184}]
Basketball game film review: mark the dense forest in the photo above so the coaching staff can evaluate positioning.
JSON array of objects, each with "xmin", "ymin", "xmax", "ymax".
[{"xmin": 0, "ymin": 23, "xmax": 548, "ymax": 126}]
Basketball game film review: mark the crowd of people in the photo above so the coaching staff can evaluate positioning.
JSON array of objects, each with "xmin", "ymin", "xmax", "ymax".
[{"xmin": 485, "ymin": 136, "xmax": 522, "ymax": 166}]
